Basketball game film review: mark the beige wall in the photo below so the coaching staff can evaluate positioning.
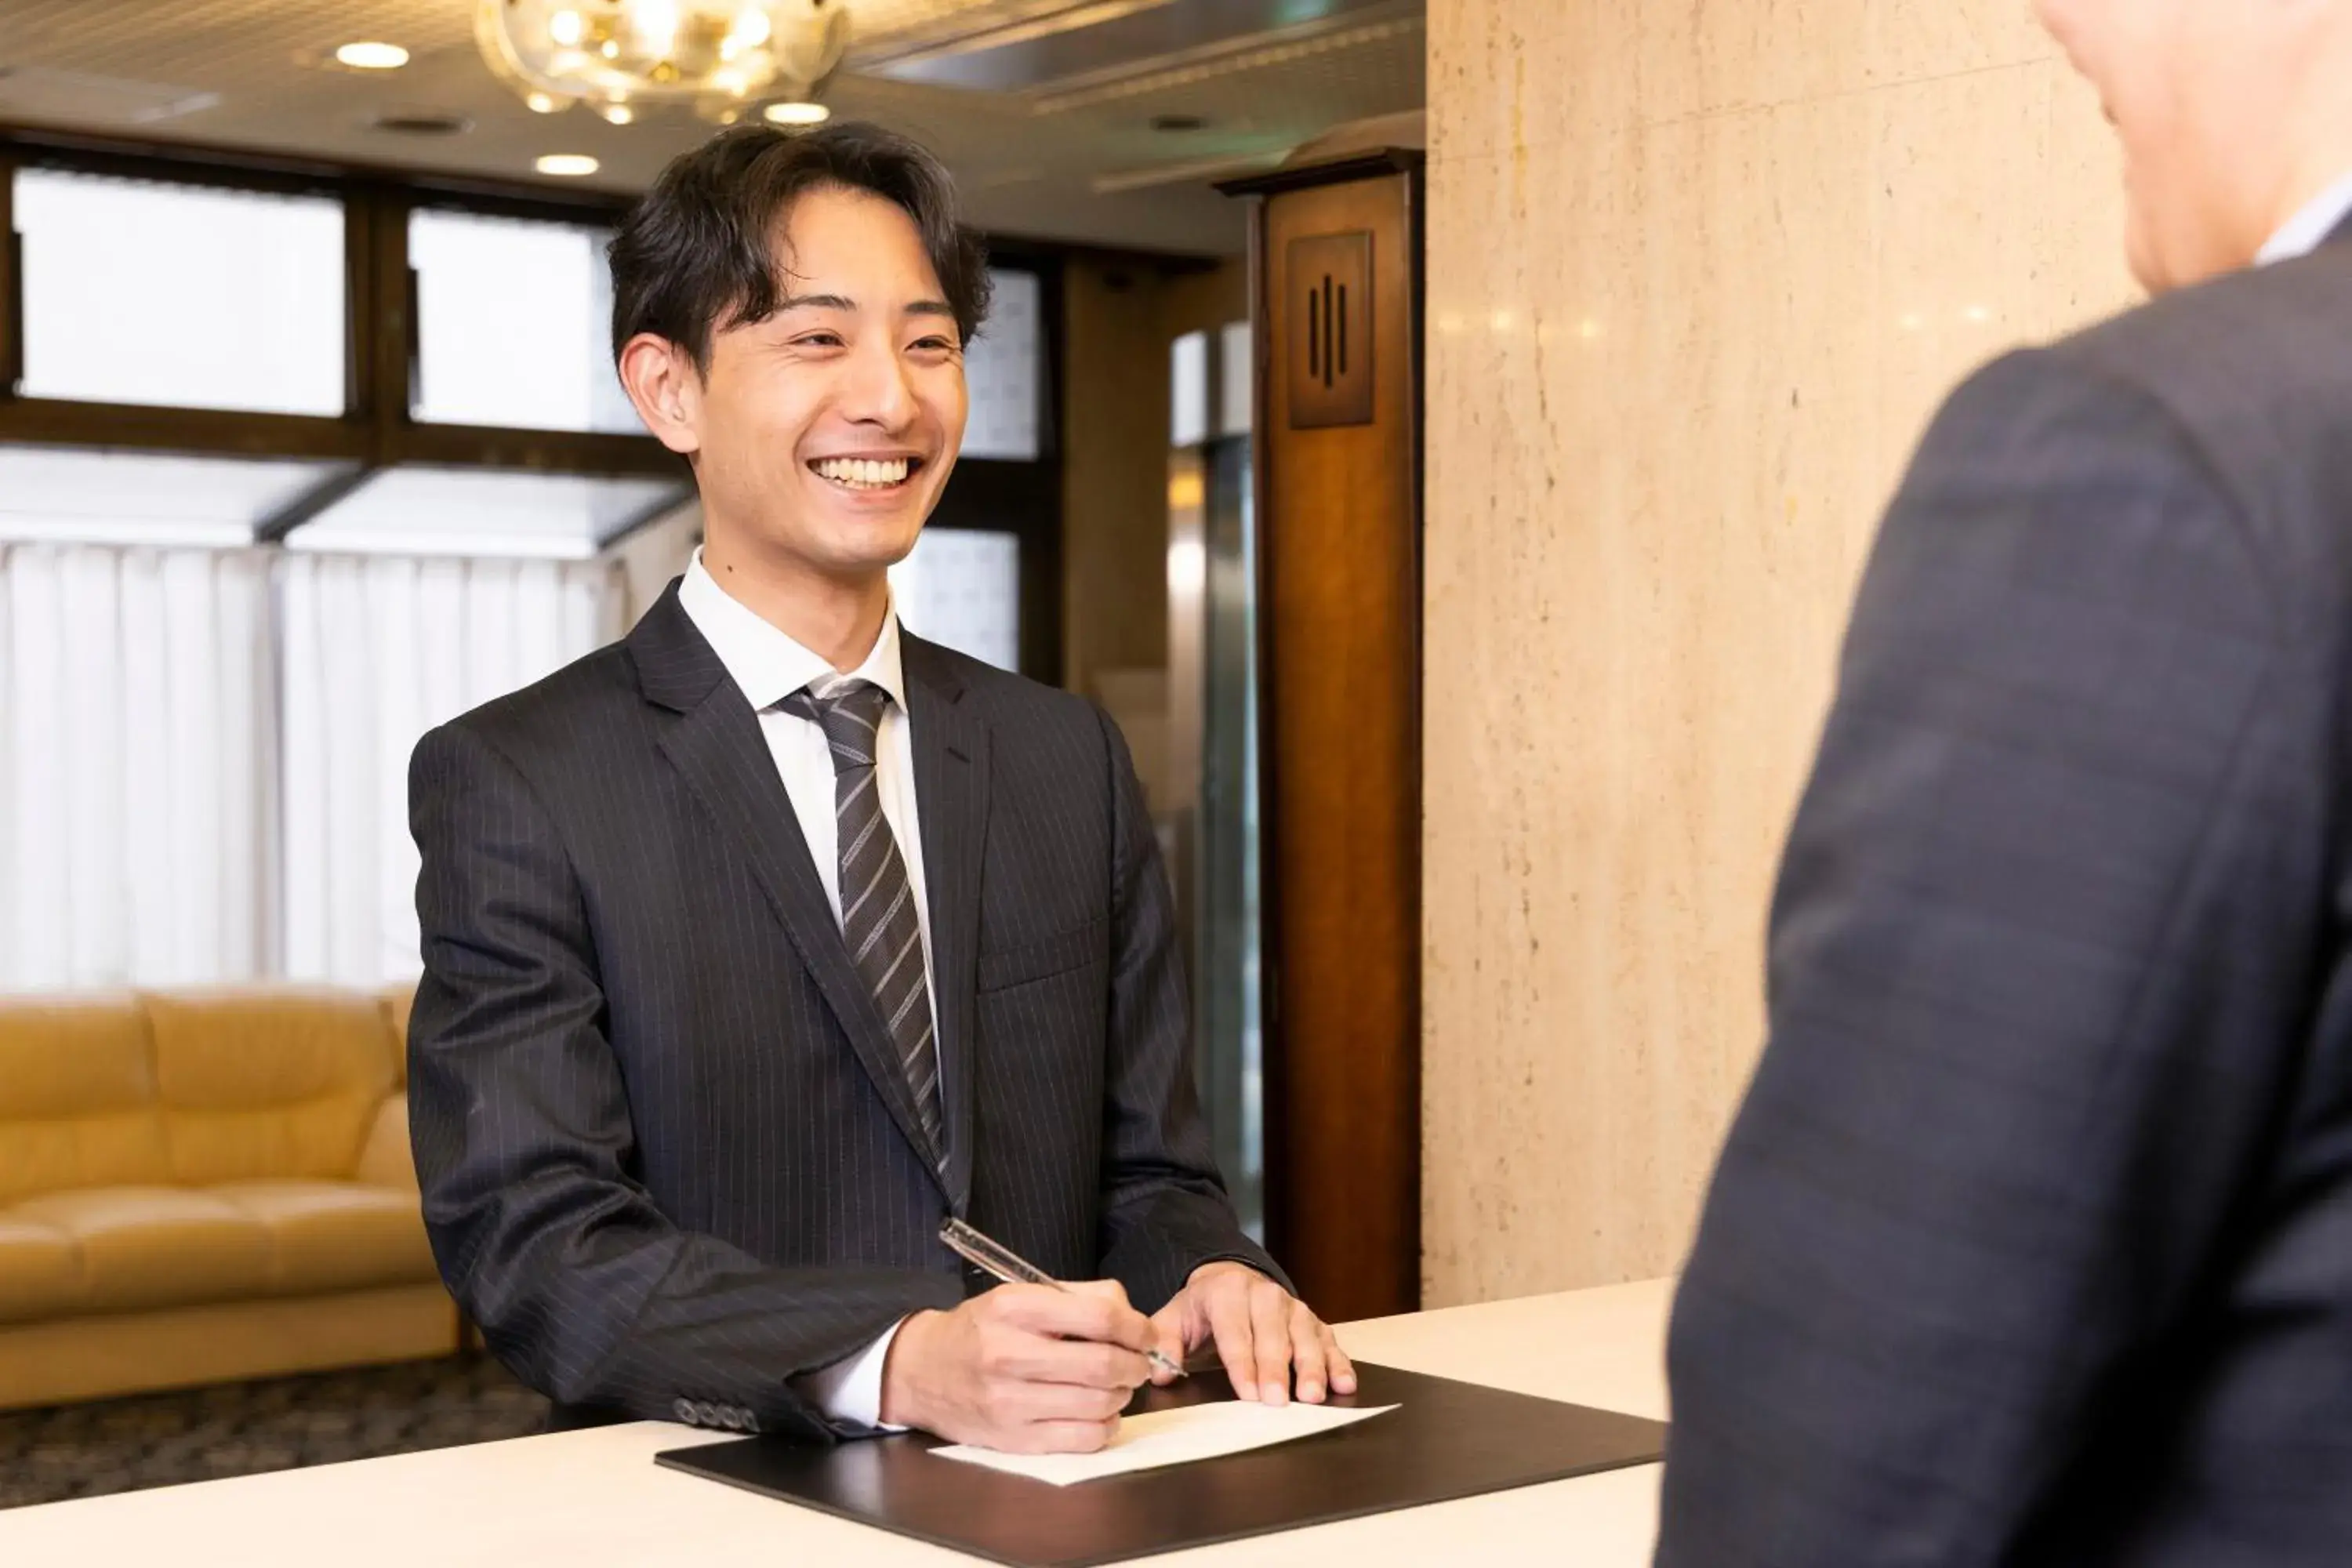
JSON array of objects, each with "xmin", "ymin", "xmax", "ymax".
[{"xmin": 1420, "ymin": 2, "xmax": 2141, "ymax": 1305}]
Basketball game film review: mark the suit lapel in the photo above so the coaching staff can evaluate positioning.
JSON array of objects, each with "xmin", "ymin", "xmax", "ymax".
[
  {"xmin": 630, "ymin": 587, "xmax": 946, "ymax": 1192},
  {"xmin": 903, "ymin": 633, "xmax": 989, "ymax": 1215}
]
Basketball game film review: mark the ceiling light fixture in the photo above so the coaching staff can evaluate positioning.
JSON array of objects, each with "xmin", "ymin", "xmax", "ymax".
[
  {"xmin": 476, "ymin": 2, "xmax": 850, "ymax": 124},
  {"xmin": 763, "ymin": 100, "xmax": 829, "ymax": 125},
  {"xmin": 535, "ymin": 153, "xmax": 601, "ymax": 177},
  {"xmin": 335, "ymin": 42, "xmax": 411, "ymax": 70}
]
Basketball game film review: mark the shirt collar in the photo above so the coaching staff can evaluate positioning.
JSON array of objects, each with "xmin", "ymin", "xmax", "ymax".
[
  {"xmin": 677, "ymin": 546, "xmax": 907, "ymax": 713},
  {"xmin": 2257, "ymin": 168, "xmax": 2352, "ymax": 266}
]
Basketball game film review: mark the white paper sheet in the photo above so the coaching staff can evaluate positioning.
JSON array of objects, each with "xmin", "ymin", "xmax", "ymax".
[{"xmin": 928, "ymin": 1401, "xmax": 1399, "ymax": 1486}]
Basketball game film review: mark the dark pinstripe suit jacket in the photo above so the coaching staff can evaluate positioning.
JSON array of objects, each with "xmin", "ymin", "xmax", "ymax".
[
  {"xmin": 406, "ymin": 583, "xmax": 1277, "ymax": 1442},
  {"xmin": 1657, "ymin": 220, "xmax": 2352, "ymax": 1564}
]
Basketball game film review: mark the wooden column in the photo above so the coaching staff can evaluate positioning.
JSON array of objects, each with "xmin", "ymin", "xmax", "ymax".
[{"xmin": 1221, "ymin": 153, "xmax": 1424, "ymax": 1323}]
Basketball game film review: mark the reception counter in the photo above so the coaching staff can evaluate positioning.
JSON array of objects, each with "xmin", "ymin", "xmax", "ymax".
[{"xmin": 0, "ymin": 1278, "xmax": 1675, "ymax": 1566}]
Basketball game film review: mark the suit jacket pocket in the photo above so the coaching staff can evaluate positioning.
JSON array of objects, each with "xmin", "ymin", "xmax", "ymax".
[{"xmin": 977, "ymin": 919, "xmax": 1107, "ymax": 993}]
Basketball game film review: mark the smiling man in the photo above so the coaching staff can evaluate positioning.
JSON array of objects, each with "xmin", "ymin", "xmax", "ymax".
[
  {"xmin": 405, "ymin": 122, "xmax": 1349, "ymax": 1454},
  {"xmin": 1658, "ymin": 3, "xmax": 2352, "ymax": 1564}
]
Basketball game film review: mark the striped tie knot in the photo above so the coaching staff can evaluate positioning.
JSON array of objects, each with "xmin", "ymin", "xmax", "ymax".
[{"xmin": 782, "ymin": 678, "xmax": 891, "ymax": 772}]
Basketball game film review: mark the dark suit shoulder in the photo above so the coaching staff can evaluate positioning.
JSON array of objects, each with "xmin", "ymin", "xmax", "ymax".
[
  {"xmin": 2054, "ymin": 242, "xmax": 2352, "ymax": 417},
  {"xmin": 2039, "ymin": 248, "xmax": 2352, "ymax": 604},
  {"xmin": 907, "ymin": 634, "xmax": 1115, "ymax": 750},
  {"xmin": 425, "ymin": 637, "xmax": 640, "ymax": 775}
]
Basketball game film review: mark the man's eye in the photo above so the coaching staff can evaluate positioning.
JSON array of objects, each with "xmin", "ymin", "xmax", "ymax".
[
  {"xmin": 796, "ymin": 332, "xmax": 844, "ymax": 348},
  {"xmin": 912, "ymin": 337, "xmax": 957, "ymax": 353}
]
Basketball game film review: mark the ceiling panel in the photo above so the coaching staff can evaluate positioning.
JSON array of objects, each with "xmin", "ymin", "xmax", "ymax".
[{"xmin": 0, "ymin": 0, "xmax": 1424, "ymax": 253}]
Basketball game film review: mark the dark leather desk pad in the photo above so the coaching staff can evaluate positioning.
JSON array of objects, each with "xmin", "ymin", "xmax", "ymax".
[{"xmin": 655, "ymin": 1362, "xmax": 1668, "ymax": 1567}]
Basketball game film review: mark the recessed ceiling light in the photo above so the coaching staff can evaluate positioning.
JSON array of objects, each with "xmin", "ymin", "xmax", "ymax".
[
  {"xmin": 764, "ymin": 101, "xmax": 830, "ymax": 126},
  {"xmin": 524, "ymin": 91, "xmax": 561, "ymax": 114},
  {"xmin": 335, "ymin": 42, "xmax": 409, "ymax": 71},
  {"xmin": 597, "ymin": 102, "xmax": 635, "ymax": 125},
  {"xmin": 535, "ymin": 154, "xmax": 600, "ymax": 177}
]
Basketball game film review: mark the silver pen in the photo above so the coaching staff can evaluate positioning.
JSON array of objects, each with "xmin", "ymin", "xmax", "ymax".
[{"xmin": 939, "ymin": 1217, "xmax": 1188, "ymax": 1380}]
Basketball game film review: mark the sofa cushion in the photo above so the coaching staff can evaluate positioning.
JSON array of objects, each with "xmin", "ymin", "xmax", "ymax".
[
  {"xmin": 381, "ymin": 985, "xmax": 416, "ymax": 1089},
  {"xmin": 10, "ymin": 1188, "xmax": 272, "ymax": 1315},
  {"xmin": 0, "ymin": 1215, "xmax": 85, "ymax": 1326},
  {"xmin": 210, "ymin": 1181, "xmax": 436, "ymax": 1297},
  {"xmin": 352, "ymin": 1096, "xmax": 418, "ymax": 1192},
  {"xmin": 147, "ymin": 990, "xmax": 394, "ymax": 1186},
  {"xmin": 0, "ymin": 995, "xmax": 170, "ymax": 1204}
]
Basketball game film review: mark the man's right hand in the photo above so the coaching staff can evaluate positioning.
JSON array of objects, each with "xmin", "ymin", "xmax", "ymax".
[{"xmin": 878, "ymin": 1280, "xmax": 1155, "ymax": 1452}]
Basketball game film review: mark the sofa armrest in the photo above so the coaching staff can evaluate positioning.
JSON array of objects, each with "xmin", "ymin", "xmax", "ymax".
[{"xmin": 354, "ymin": 1094, "xmax": 418, "ymax": 1190}]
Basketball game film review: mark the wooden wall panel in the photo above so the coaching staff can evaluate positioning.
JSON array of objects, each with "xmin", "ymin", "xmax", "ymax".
[{"xmin": 1242, "ymin": 158, "xmax": 1424, "ymax": 1323}]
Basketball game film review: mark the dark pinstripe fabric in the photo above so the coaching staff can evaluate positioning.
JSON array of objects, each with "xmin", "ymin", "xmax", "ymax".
[
  {"xmin": 1658, "ymin": 222, "xmax": 2352, "ymax": 1566},
  {"xmin": 406, "ymin": 584, "xmax": 1279, "ymax": 1443}
]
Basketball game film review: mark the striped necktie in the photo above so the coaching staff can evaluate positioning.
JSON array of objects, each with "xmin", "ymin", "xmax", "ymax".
[{"xmin": 782, "ymin": 677, "xmax": 942, "ymax": 1156}]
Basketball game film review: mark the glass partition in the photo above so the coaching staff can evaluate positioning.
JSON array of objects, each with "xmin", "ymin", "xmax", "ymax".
[{"xmin": 1167, "ymin": 324, "xmax": 1262, "ymax": 1238}]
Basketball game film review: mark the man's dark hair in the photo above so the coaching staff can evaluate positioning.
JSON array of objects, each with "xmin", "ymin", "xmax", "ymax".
[{"xmin": 608, "ymin": 121, "xmax": 991, "ymax": 372}]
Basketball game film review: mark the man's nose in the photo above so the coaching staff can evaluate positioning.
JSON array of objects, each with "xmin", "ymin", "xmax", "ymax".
[{"xmin": 840, "ymin": 337, "xmax": 918, "ymax": 427}]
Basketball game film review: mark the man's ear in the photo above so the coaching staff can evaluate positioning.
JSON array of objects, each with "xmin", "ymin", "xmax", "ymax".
[{"xmin": 618, "ymin": 332, "xmax": 703, "ymax": 456}]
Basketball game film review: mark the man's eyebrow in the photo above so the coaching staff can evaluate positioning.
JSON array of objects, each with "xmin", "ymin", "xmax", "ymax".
[{"xmin": 772, "ymin": 294, "xmax": 956, "ymax": 325}]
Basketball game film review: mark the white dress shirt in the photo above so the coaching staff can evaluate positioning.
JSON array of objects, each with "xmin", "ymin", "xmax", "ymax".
[
  {"xmin": 2258, "ymin": 168, "xmax": 2352, "ymax": 266},
  {"xmin": 677, "ymin": 547, "xmax": 927, "ymax": 1431}
]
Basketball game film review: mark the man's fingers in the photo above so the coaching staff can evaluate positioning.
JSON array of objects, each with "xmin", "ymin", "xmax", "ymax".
[
  {"xmin": 1325, "ymin": 1327, "xmax": 1359, "ymax": 1396},
  {"xmin": 1070, "ymin": 1277, "xmax": 1134, "ymax": 1311},
  {"xmin": 1000, "ymin": 1417, "xmax": 1122, "ymax": 1455},
  {"xmin": 993, "ymin": 1329, "xmax": 1149, "ymax": 1390},
  {"xmin": 1205, "ymin": 1281, "xmax": 1259, "ymax": 1400},
  {"xmin": 1147, "ymin": 1304, "xmax": 1188, "ymax": 1385},
  {"xmin": 1289, "ymin": 1301, "xmax": 1332, "ymax": 1403},
  {"xmin": 997, "ymin": 1282, "xmax": 1154, "ymax": 1352},
  {"xmin": 1000, "ymin": 1373, "xmax": 1134, "ymax": 1425},
  {"xmin": 1249, "ymin": 1281, "xmax": 1292, "ymax": 1406}
]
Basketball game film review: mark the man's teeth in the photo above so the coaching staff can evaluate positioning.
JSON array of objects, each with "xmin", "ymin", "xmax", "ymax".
[{"xmin": 815, "ymin": 457, "xmax": 911, "ymax": 488}]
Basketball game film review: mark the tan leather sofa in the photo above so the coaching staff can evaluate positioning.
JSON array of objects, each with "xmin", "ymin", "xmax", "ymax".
[{"xmin": 0, "ymin": 987, "xmax": 456, "ymax": 1410}]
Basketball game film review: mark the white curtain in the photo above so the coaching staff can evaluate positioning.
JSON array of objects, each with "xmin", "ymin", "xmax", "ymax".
[
  {"xmin": 276, "ymin": 554, "xmax": 622, "ymax": 987},
  {"xmin": 0, "ymin": 544, "xmax": 276, "ymax": 991}
]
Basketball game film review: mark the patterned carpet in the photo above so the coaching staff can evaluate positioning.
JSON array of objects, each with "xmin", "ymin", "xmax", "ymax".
[{"xmin": 0, "ymin": 1356, "xmax": 550, "ymax": 1509}]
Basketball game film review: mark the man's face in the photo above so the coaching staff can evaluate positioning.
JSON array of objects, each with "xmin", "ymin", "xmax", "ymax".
[
  {"xmin": 2037, "ymin": 0, "xmax": 2309, "ymax": 290},
  {"xmin": 681, "ymin": 184, "xmax": 967, "ymax": 581}
]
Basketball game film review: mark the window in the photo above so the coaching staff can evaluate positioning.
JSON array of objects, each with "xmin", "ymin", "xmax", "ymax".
[
  {"xmin": 963, "ymin": 268, "xmax": 1044, "ymax": 461},
  {"xmin": 891, "ymin": 527, "xmax": 1021, "ymax": 673},
  {"xmin": 13, "ymin": 169, "xmax": 346, "ymax": 416},
  {"xmin": 408, "ymin": 208, "xmax": 641, "ymax": 434}
]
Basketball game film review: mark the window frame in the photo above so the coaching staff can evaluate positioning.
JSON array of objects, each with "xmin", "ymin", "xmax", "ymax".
[{"xmin": 0, "ymin": 125, "xmax": 1073, "ymax": 681}]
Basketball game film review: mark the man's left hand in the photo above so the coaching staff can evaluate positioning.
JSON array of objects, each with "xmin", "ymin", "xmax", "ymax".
[{"xmin": 1148, "ymin": 1262, "xmax": 1358, "ymax": 1405}]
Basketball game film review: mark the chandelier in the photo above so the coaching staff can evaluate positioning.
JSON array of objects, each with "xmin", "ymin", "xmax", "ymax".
[{"xmin": 475, "ymin": 1, "xmax": 852, "ymax": 124}]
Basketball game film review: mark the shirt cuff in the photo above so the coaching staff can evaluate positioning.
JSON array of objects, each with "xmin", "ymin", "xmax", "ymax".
[{"xmin": 794, "ymin": 1317, "xmax": 909, "ymax": 1432}]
